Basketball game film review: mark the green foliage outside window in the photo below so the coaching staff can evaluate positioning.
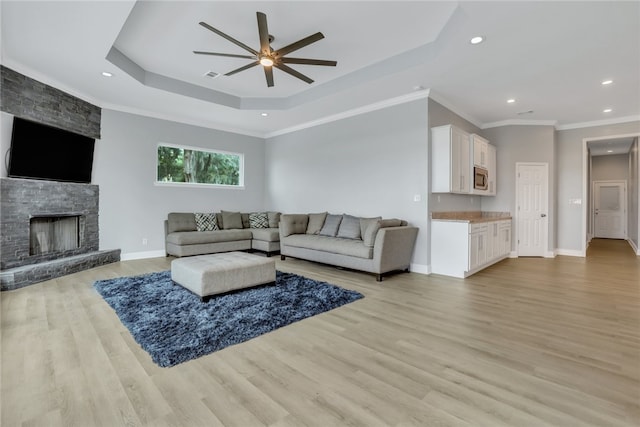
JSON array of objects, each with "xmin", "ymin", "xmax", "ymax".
[{"xmin": 157, "ymin": 144, "xmax": 242, "ymax": 186}]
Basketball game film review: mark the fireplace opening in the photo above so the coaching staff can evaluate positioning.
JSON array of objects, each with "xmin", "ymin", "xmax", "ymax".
[{"xmin": 29, "ymin": 215, "xmax": 80, "ymax": 256}]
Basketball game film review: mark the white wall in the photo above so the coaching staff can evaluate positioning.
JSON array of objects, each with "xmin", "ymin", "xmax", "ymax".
[
  {"xmin": 95, "ymin": 109, "xmax": 265, "ymax": 259},
  {"xmin": 555, "ymin": 121, "xmax": 640, "ymax": 253},
  {"xmin": 592, "ymin": 154, "xmax": 629, "ymax": 181},
  {"xmin": 265, "ymin": 99, "xmax": 430, "ymax": 272},
  {"xmin": 480, "ymin": 125, "xmax": 556, "ymax": 253}
]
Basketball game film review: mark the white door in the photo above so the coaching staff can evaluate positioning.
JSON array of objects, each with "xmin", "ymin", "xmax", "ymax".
[
  {"xmin": 516, "ymin": 163, "xmax": 548, "ymax": 257},
  {"xmin": 594, "ymin": 181, "xmax": 626, "ymax": 239}
]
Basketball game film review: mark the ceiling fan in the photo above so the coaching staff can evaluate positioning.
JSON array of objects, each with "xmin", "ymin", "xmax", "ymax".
[{"xmin": 194, "ymin": 11, "xmax": 337, "ymax": 87}]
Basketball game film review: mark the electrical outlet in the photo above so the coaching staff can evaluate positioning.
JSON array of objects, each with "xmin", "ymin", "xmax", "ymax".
[
  {"xmin": 413, "ymin": 194, "xmax": 421, "ymax": 202},
  {"xmin": 142, "ymin": 238, "xmax": 148, "ymax": 246}
]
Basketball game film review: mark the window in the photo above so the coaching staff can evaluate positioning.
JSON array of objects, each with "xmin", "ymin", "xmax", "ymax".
[{"xmin": 156, "ymin": 143, "xmax": 243, "ymax": 187}]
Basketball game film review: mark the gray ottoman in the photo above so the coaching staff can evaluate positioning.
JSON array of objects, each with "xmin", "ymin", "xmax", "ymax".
[{"xmin": 171, "ymin": 252, "xmax": 276, "ymax": 301}]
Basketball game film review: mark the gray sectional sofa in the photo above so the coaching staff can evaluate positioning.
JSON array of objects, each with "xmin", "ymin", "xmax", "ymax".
[
  {"xmin": 165, "ymin": 211, "xmax": 281, "ymax": 257},
  {"xmin": 279, "ymin": 213, "xmax": 419, "ymax": 281}
]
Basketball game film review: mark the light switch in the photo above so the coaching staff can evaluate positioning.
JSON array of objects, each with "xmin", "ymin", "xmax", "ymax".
[{"xmin": 413, "ymin": 194, "xmax": 421, "ymax": 202}]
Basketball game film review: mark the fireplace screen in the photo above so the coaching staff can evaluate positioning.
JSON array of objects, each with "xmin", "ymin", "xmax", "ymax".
[{"xmin": 29, "ymin": 215, "xmax": 80, "ymax": 255}]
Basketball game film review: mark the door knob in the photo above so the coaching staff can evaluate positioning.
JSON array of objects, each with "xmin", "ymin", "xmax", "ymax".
[{"xmin": 541, "ymin": 213, "xmax": 547, "ymax": 217}]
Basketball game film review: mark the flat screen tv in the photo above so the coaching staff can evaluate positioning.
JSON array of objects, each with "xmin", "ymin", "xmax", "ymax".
[{"xmin": 8, "ymin": 117, "xmax": 95, "ymax": 183}]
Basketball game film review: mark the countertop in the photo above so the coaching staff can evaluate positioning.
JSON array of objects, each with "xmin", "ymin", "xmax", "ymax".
[{"xmin": 431, "ymin": 211, "xmax": 512, "ymax": 223}]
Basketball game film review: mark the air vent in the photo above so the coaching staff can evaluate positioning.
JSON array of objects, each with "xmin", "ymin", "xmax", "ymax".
[
  {"xmin": 204, "ymin": 71, "xmax": 221, "ymax": 79},
  {"xmin": 517, "ymin": 110, "xmax": 534, "ymax": 115}
]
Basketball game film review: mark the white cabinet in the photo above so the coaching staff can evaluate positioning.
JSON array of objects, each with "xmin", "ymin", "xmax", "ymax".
[
  {"xmin": 487, "ymin": 144, "xmax": 497, "ymax": 196},
  {"xmin": 469, "ymin": 223, "xmax": 488, "ymax": 270},
  {"xmin": 431, "ymin": 218, "xmax": 512, "ymax": 278},
  {"xmin": 472, "ymin": 134, "xmax": 489, "ymax": 167},
  {"xmin": 499, "ymin": 220, "xmax": 511, "ymax": 256},
  {"xmin": 431, "ymin": 125, "xmax": 471, "ymax": 194}
]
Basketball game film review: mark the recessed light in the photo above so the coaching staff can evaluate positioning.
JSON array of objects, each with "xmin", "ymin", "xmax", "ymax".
[
  {"xmin": 101, "ymin": 72, "xmax": 113, "ymax": 77},
  {"xmin": 261, "ymin": 113, "xmax": 268, "ymax": 117},
  {"xmin": 607, "ymin": 150, "xmax": 613, "ymax": 153},
  {"xmin": 601, "ymin": 80, "xmax": 613, "ymax": 85},
  {"xmin": 507, "ymin": 99, "xmax": 516, "ymax": 104},
  {"xmin": 470, "ymin": 36, "xmax": 484, "ymax": 45},
  {"xmin": 603, "ymin": 108, "xmax": 612, "ymax": 113}
]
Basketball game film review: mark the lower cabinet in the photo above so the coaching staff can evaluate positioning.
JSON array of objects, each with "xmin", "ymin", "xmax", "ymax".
[{"xmin": 431, "ymin": 219, "xmax": 512, "ymax": 278}]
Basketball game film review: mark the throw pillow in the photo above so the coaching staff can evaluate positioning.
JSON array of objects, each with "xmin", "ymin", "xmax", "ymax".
[
  {"xmin": 363, "ymin": 220, "xmax": 382, "ymax": 247},
  {"xmin": 337, "ymin": 214, "xmax": 362, "ymax": 239},
  {"xmin": 306, "ymin": 212, "xmax": 328, "ymax": 234},
  {"xmin": 359, "ymin": 216, "xmax": 382, "ymax": 238},
  {"xmin": 221, "ymin": 210, "xmax": 243, "ymax": 230},
  {"xmin": 249, "ymin": 212, "xmax": 269, "ymax": 229},
  {"xmin": 194, "ymin": 213, "xmax": 219, "ymax": 231},
  {"xmin": 319, "ymin": 214, "xmax": 342, "ymax": 237}
]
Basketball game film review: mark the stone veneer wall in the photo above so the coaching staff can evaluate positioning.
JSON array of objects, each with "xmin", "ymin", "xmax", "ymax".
[
  {"xmin": 0, "ymin": 65, "xmax": 101, "ymax": 139},
  {"xmin": 1, "ymin": 178, "xmax": 99, "ymax": 269}
]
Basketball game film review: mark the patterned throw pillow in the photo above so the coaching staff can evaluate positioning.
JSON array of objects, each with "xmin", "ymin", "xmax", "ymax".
[
  {"xmin": 194, "ymin": 213, "xmax": 218, "ymax": 231},
  {"xmin": 249, "ymin": 212, "xmax": 269, "ymax": 229}
]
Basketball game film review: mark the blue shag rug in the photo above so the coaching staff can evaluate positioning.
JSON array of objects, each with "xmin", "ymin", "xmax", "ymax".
[{"xmin": 93, "ymin": 270, "xmax": 363, "ymax": 367}]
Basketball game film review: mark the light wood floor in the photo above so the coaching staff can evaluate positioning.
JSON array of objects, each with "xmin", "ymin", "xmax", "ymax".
[{"xmin": 2, "ymin": 239, "xmax": 639, "ymax": 426}]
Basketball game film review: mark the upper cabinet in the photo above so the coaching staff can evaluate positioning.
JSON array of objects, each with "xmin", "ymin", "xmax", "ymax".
[
  {"xmin": 432, "ymin": 126, "xmax": 497, "ymax": 196},
  {"xmin": 431, "ymin": 125, "xmax": 471, "ymax": 194},
  {"xmin": 472, "ymin": 134, "xmax": 490, "ymax": 167}
]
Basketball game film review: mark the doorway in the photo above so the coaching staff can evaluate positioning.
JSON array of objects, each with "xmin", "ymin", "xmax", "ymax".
[
  {"xmin": 593, "ymin": 181, "xmax": 627, "ymax": 239},
  {"xmin": 515, "ymin": 162, "xmax": 549, "ymax": 257}
]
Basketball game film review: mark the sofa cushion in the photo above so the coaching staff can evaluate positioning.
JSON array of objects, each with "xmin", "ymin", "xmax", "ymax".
[
  {"xmin": 221, "ymin": 211, "xmax": 243, "ymax": 230},
  {"xmin": 337, "ymin": 214, "xmax": 361, "ymax": 240},
  {"xmin": 319, "ymin": 214, "xmax": 342, "ymax": 237},
  {"xmin": 282, "ymin": 234, "xmax": 373, "ymax": 259},
  {"xmin": 249, "ymin": 212, "xmax": 269, "ymax": 229},
  {"xmin": 359, "ymin": 216, "xmax": 381, "ymax": 238},
  {"xmin": 268, "ymin": 211, "xmax": 281, "ymax": 228},
  {"xmin": 362, "ymin": 218, "xmax": 405, "ymax": 247},
  {"xmin": 166, "ymin": 229, "xmax": 252, "ymax": 245},
  {"xmin": 167, "ymin": 213, "xmax": 197, "ymax": 233},
  {"xmin": 280, "ymin": 214, "xmax": 309, "ymax": 237},
  {"xmin": 306, "ymin": 212, "xmax": 328, "ymax": 234},
  {"xmin": 250, "ymin": 228, "xmax": 280, "ymax": 242},
  {"xmin": 194, "ymin": 213, "xmax": 219, "ymax": 231}
]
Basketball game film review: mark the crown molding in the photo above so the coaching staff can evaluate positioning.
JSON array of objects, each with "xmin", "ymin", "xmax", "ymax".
[
  {"xmin": 555, "ymin": 115, "xmax": 640, "ymax": 131},
  {"xmin": 427, "ymin": 90, "xmax": 483, "ymax": 128},
  {"xmin": 482, "ymin": 119, "xmax": 558, "ymax": 129},
  {"xmin": 265, "ymin": 89, "xmax": 430, "ymax": 139}
]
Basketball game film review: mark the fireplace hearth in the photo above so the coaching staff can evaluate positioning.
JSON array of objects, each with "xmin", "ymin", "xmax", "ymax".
[{"xmin": 1, "ymin": 177, "xmax": 120, "ymax": 290}]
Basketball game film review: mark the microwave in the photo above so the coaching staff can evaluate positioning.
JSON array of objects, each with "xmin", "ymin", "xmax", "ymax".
[{"xmin": 474, "ymin": 167, "xmax": 488, "ymax": 190}]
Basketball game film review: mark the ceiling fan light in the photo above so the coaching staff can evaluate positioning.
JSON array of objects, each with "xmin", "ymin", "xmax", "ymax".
[{"xmin": 259, "ymin": 57, "xmax": 274, "ymax": 67}]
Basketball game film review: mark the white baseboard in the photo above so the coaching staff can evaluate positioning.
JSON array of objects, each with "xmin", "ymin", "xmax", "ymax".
[
  {"xmin": 544, "ymin": 250, "xmax": 556, "ymax": 258},
  {"xmin": 555, "ymin": 248, "xmax": 584, "ymax": 257},
  {"xmin": 410, "ymin": 263, "xmax": 430, "ymax": 275},
  {"xmin": 508, "ymin": 251, "xmax": 518, "ymax": 258},
  {"xmin": 628, "ymin": 239, "xmax": 640, "ymax": 256},
  {"xmin": 120, "ymin": 250, "xmax": 167, "ymax": 261}
]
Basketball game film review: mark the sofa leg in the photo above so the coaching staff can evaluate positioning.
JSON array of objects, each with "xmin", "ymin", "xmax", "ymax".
[
  {"xmin": 280, "ymin": 255, "xmax": 286, "ymax": 261},
  {"xmin": 376, "ymin": 274, "xmax": 383, "ymax": 282}
]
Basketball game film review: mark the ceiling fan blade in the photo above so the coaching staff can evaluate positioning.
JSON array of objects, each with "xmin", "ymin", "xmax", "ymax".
[
  {"xmin": 274, "ymin": 32, "xmax": 324, "ymax": 57},
  {"xmin": 193, "ymin": 51, "xmax": 255, "ymax": 59},
  {"xmin": 281, "ymin": 57, "xmax": 337, "ymax": 66},
  {"xmin": 257, "ymin": 12, "xmax": 271, "ymax": 55},
  {"xmin": 199, "ymin": 21, "xmax": 258, "ymax": 55},
  {"xmin": 274, "ymin": 63, "xmax": 314, "ymax": 84},
  {"xmin": 264, "ymin": 66, "xmax": 274, "ymax": 87},
  {"xmin": 225, "ymin": 61, "xmax": 260, "ymax": 76}
]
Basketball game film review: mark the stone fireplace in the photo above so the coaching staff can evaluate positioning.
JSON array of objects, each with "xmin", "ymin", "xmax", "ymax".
[{"xmin": 0, "ymin": 177, "xmax": 120, "ymax": 290}]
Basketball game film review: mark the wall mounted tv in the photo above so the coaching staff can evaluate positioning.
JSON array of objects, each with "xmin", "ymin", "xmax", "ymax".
[{"xmin": 8, "ymin": 117, "xmax": 96, "ymax": 183}]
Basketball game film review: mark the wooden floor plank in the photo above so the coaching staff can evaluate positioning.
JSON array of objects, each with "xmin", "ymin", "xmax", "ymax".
[{"xmin": 1, "ymin": 238, "xmax": 638, "ymax": 426}]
